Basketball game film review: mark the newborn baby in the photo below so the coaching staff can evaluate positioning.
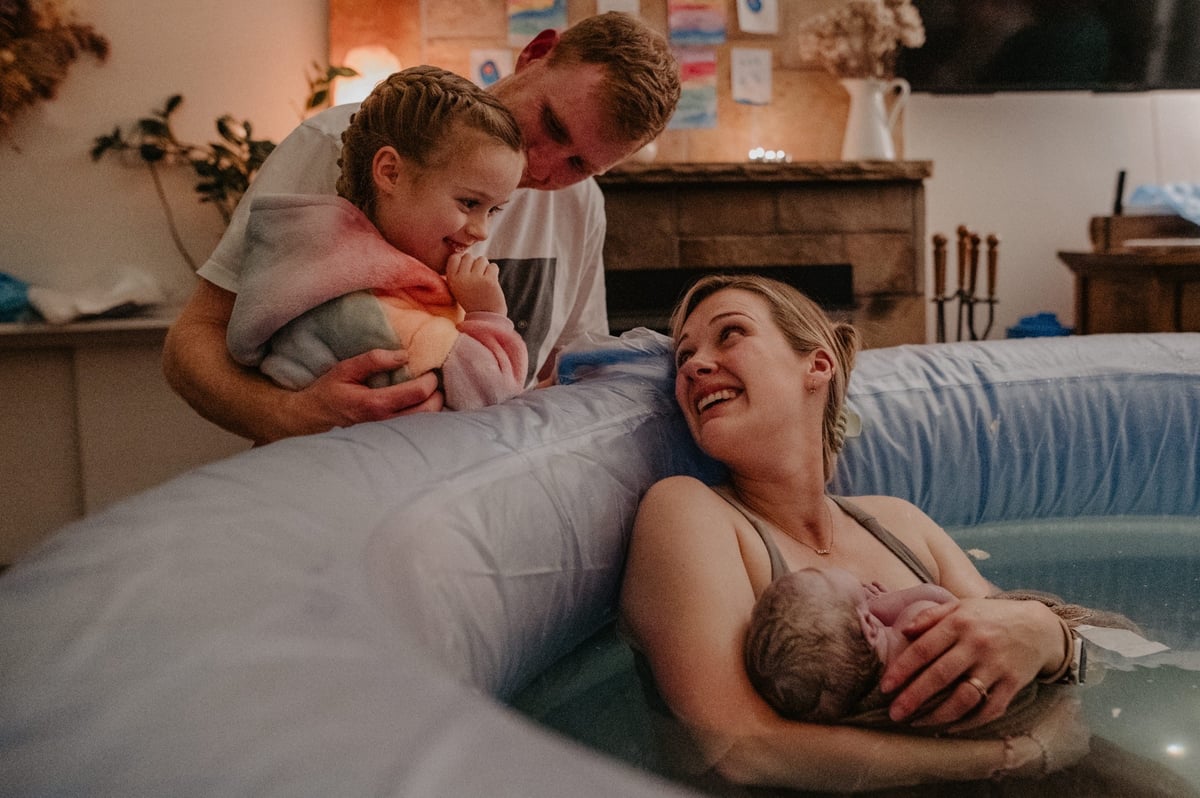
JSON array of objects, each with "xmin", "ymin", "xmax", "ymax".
[{"xmin": 745, "ymin": 566, "xmax": 958, "ymax": 724}]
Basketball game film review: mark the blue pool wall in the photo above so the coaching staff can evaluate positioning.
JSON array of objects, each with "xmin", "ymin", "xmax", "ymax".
[{"xmin": 0, "ymin": 331, "xmax": 1196, "ymax": 797}]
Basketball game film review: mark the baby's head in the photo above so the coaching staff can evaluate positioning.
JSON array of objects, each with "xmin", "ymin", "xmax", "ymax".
[
  {"xmin": 744, "ymin": 567, "xmax": 881, "ymax": 723},
  {"xmin": 336, "ymin": 65, "xmax": 524, "ymax": 222}
]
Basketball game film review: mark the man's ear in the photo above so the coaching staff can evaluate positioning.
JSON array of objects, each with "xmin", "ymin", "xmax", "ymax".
[
  {"xmin": 372, "ymin": 146, "xmax": 404, "ymax": 194},
  {"xmin": 515, "ymin": 28, "xmax": 559, "ymax": 70}
]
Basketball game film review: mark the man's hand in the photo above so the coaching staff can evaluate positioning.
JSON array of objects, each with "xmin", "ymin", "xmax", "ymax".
[
  {"xmin": 298, "ymin": 349, "xmax": 444, "ymax": 431},
  {"xmin": 163, "ymin": 280, "xmax": 444, "ymax": 446},
  {"xmin": 445, "ymin": 253, "xmax": 507, "ymax": 315}
]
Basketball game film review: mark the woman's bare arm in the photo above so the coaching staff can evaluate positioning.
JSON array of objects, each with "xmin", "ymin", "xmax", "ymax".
[
  {"xmin": 855, "ymin": 497, "xmax": 1071, "ymax": 730},
  {"xmin": 619, "ymin": 478, "xmax": 1043, "ymax": 791}
]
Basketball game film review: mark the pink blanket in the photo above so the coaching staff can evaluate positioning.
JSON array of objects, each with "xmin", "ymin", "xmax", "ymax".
[{"xmin": 227, "ymin": 194, "xmax": 527, "ymax": 410}]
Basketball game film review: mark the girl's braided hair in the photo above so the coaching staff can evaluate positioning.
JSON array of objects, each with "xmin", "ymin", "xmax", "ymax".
[{"xmin": 337, "ymin": 65, "xmax": 523, "ymax": 221}]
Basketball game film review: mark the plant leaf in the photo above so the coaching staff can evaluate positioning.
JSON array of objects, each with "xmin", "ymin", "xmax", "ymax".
[
  {"xmin": 139, "ymin": 143, "xmax": 166, "ymax": 162},
  {"xmin": 138, "ymin": 118, "xmax": 171, "ymax": 139}
]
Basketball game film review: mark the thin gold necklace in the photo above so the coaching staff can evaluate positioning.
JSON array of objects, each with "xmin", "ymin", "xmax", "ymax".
[{"xmin": 800, "ymin": 496, "xmax": 834, "ymax": 556}]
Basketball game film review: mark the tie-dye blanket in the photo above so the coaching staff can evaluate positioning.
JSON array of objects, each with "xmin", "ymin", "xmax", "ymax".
[{"xmin": 227, "ymin": 194, "xmax": 527, "ymax": 410}]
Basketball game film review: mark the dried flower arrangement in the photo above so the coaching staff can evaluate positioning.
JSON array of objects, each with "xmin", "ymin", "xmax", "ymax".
[
  {"xmin": 797, "ymin": 0, "xmax": 924, "ymax": 80},
  {"xmin": 0, "ymin": 0, "xmax": 108, "ymax": 137}
]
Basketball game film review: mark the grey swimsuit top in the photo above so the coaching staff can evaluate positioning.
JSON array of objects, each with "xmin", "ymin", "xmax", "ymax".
[{"xmin": 712, "ymin": 485, "xmax": 935, "ymax": 584}]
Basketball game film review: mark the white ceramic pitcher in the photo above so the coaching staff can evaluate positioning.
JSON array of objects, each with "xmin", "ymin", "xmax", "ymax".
[{"xmin": 840, "ymin": 77, "xmax": 910, "ymax": 161}]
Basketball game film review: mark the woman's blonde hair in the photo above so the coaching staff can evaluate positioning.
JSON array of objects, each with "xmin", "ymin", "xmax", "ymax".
[
  {"xmin": 546, "ymin": 12, "xmax": 680, "ymax": 147},
  {"xmin": 670, "ymin": 273, "xmax": 862, "ymax": 482},
  {"xmin": 337, "ymin": 65, "xmax": 523, "ymax": 222}
]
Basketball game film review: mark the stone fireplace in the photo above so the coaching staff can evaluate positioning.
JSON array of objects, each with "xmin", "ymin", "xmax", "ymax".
[{"xmin": 596, "ymin": 160, "xmax": 931, "ymax": 348}]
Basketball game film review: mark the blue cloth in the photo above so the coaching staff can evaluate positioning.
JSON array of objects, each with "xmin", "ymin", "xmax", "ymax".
[
  {"xmin": 0, "ymin": 272, "xmax": 32, "ymax": 322},
  {"xmin": 1005, "ymin": 312, "xmax": 1073, "ymax": 338},
  {"xmin": 1127, "ymin": 183, "xmax": 1200, "ymax": 227}
]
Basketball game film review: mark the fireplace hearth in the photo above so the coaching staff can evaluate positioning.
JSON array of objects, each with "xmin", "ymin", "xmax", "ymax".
[
  {"xmin": 606, "ymin": 263, "xmax": 853, "ymax": 335},
  {"xmin": 597, "ymin": 161, "xmax": 931, "ymax": 348}
]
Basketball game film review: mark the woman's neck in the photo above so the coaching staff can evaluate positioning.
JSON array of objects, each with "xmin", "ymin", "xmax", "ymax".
[{"xmin": 729, "ymin": 472, "xmax": 831, "ymax": 547}]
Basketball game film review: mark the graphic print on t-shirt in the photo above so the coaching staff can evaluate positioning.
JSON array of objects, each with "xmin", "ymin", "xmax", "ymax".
[{"xmin": 496, "ymin": 257, "xmax": 556, "ymax": 385}]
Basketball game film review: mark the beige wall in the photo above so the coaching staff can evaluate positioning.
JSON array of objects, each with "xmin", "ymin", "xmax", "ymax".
[
  {"xmin": 2, "ymin": 0, "xmax": 1199, "ymax": 338},
  {"xmin": 331, "ymin": 0, "xmax": 861, "ymax": 163},
  {"xmin": 0, "ymin": 0, "xmax": 328, "ymax": 306}
]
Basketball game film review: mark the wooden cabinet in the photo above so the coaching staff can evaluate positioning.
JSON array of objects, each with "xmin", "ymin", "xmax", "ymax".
[
  {"xmin": 0, "ymin": 312, "xmax": 249, "ymax": 564},
  {"xmin": 1058, "ymin": 215, "xmax": 1200, "ymax": 334},
  {"xmin": 1058, "ymin": 249, "xmax": 1200, "ymax": 334}
]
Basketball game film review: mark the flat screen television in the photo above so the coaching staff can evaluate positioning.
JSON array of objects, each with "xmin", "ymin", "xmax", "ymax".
[{"xmin": 896, "ymin": 0, "xmax": 1200, "ymax": 93}]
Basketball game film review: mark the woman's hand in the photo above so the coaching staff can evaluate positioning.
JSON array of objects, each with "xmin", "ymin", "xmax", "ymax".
[{"xmin": 879, "ymin": 596, "xmax": 1067, "ymax": 731}]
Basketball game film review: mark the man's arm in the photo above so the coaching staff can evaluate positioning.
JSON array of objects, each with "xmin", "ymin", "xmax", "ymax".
[{"xmin": 162, "ymin": 279, "xmax": 443, "ymax": 445}]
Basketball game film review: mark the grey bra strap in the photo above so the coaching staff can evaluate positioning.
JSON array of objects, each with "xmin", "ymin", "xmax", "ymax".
[
  {"xmin": 829, "ymin": 495, "xmax": 935, "ymax": 584},
  {"xmin": 712, "ymin": 485, "xmax": 791, "ymax": 581},
  {"xmin": 713, "ymin": 485, "xmax": 935, "ymax": 585}
]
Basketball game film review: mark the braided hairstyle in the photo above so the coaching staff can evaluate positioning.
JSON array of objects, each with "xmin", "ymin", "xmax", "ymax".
[
  {"xmin": 670, "ymin": 273, "xmax": 862, "ymax": 483},
  {"xmin": 337, "ymin": 65, "xmax": 523, "ymax": 222}
]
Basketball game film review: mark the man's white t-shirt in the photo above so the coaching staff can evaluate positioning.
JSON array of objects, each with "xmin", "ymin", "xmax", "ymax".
[{"xmin": 198, "ymin": 103, "xmax": 610, "ymax": 385}]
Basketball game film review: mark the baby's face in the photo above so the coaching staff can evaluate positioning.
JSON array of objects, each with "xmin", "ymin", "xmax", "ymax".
[
  {"xmin": 861, "ymin": 611, "xmax": 909, "ymax": 665},
  {"xmin": 802, "ymin": 566, "xmax": 873, "ymax": 606},
  {"xmin": 795, "ymin": 567, "xmax": 908, "ymax": 664}
]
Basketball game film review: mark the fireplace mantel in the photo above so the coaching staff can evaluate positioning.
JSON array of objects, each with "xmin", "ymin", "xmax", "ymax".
[
  {"xmin": 598, "ymin": 160, "xmax": 932, "ymax": 185},
  {"xmin": 595, "ymin": 160, "xmax": 933, "ymax": 348}
]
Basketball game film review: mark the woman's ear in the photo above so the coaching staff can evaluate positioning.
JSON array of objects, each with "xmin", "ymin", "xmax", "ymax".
[
  {"xmin": 372, "ymin": 146, "xmax": 404, "ymax": 194},
  {"xmin": 516, "ymin": 29, "xmax": 559, "ymax": 70},
  {"xmin": 808, "ymin": 347, "xmax": 836, "ymax": 387}
]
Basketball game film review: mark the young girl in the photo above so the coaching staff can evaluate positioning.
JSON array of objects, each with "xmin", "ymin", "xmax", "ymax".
[{"xmin": 226, "ymin": 66, "xmax": 528, "ymax": 411}]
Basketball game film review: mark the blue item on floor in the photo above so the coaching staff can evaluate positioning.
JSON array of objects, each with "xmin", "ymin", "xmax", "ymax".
[{"xmin": 1006, "ymin": 312, "xmax": 1073, "ymax": 338}]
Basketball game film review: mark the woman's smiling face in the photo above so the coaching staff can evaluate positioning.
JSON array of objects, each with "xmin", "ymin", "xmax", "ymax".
[{"xmin": 672, "ymin": 288, "xmax": 812, "ymax": 457}]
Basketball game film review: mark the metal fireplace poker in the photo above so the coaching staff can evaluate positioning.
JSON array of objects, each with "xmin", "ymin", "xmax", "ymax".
[{"xmin": 931, "ymin": 225, "xmax": 999, "ymax": 342}]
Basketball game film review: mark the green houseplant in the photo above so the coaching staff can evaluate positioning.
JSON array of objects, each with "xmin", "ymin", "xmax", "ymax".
[{"xmin": 90, "ymin": 63, "xmax": 356, "ymax": 271}]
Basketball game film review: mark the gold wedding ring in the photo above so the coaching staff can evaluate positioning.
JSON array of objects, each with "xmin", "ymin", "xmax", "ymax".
[{"xmin": 965, "ymin": 676, "xmax": 990, "ymax": 701}]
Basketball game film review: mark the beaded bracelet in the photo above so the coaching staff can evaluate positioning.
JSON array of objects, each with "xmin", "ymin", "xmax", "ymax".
[{"xmin": 991, "ymin": 731, "xmax": 1050, "ymax": 781}]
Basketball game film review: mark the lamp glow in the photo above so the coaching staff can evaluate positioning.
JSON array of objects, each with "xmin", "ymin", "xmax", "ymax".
[{"xmin": 333, "ymin": 46, "xmax": 402, "ymax": 105}]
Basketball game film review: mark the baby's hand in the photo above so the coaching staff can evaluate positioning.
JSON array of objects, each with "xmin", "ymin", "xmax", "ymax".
[{"xmin": 446, "ymin": 253, "xmax": 507, "ymax": 315}]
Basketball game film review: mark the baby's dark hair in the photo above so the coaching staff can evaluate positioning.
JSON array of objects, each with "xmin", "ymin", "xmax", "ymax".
[
  {"xmin": 337, "ymin": 65, "xmax": 523, "ymax": 221},
  {"xmin": 745, "ymin": 570, "xmax": 882, "ymax": 723}
]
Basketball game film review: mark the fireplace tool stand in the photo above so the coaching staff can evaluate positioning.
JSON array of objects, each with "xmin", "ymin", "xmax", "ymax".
[{"xmin": 932, "ymin": 226, "xmax": 999, "ymax": 343}]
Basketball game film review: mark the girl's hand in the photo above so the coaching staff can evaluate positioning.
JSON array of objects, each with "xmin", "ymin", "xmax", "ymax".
[
  {"xmin": 446, "ymin": 253, "xmax": 507, "ymax": 315},
  {"xmin": 879, "ymin": 597, "xmax": 1066, "ymax": 731}
]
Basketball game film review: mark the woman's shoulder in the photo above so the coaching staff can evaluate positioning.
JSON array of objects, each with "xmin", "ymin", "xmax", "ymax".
[
  {"xmin": 842, "ymin": 494, "xmax": 931, "ymax": 522},
  {"xmin": 640, "ymin": 476, "xmax": 740, "ymax": 518},
  {"xmin": 643, "ymin": 474, "xmax": 717, "ymax": 500}
]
